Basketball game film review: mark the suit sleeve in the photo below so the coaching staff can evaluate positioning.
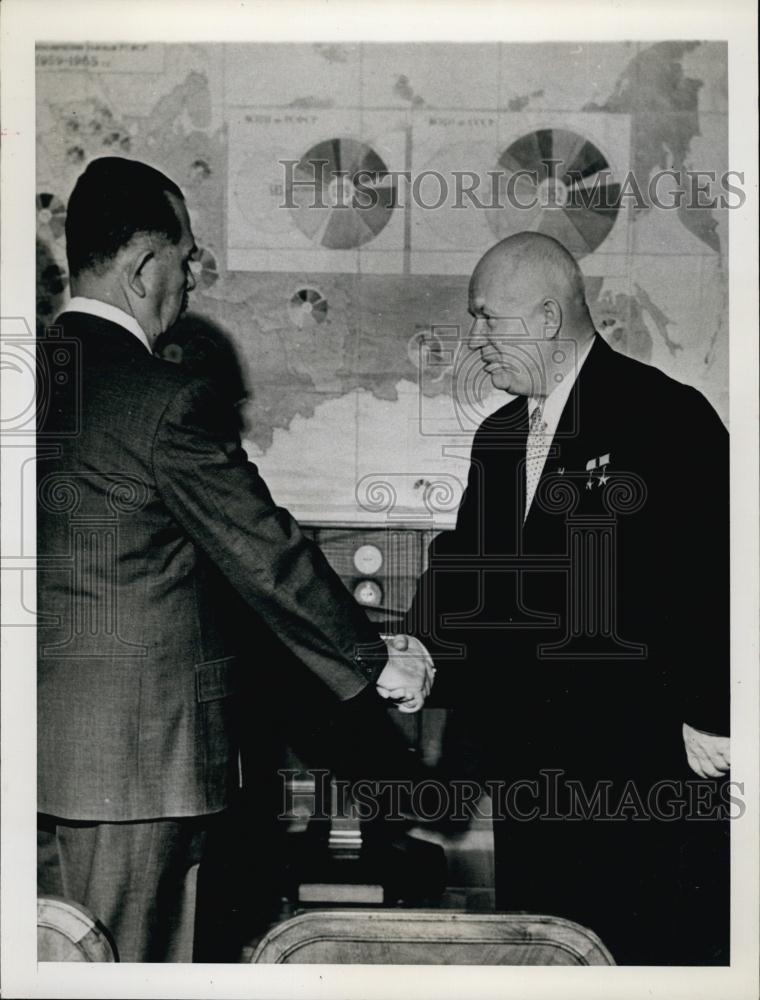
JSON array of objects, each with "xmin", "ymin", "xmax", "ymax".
[
  {"xmin": 152, "ymin": 377, "xmax": 387, "ymax": 700},
  {"xmin": 669, "ymin": 386, "xmax": 729, "ymax": 735},
  {"xmin": 403, "ymin": 430, "xmax": 504, "ymax": 705}
]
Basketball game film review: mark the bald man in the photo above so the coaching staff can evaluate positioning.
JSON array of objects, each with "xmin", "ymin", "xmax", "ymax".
[{"xmin": 406, "ymin": 233, "xmax": 729, "ymax": 964}]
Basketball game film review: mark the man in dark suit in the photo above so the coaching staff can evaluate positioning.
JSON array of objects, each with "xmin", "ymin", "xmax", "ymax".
[
  {"xmin": 36, "ymin": 156, "xmax": 433, "ymax": 962},
  {"xmin": 406, "ymin": 232, "xmax": 730, "ymax": 964}
]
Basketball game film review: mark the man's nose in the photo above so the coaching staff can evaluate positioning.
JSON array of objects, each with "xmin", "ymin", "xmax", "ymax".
[
  {"xmin": 467, "ymin": 316, "xmax": 488, "ymax": 351},
  {"xmin": 186, "ymin": 268, "xmax": 197, "ymax": 292}
]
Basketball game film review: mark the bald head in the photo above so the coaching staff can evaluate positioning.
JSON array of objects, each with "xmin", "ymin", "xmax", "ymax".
[
  {"xmin": 470, "ymin": 232, "xmax": 589, "ymax": 324},
  {"xmin": 467, "ymin": 233, "xmax": 596, "ymax": 397}
]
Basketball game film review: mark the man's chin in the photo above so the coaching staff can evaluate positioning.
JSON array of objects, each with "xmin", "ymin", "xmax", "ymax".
[
  {"xmin": 491, "ymin": 371, "xmax": 536, "ymax": 399},
  {"xmin": 489, "ymin": 369, "xmax": 517, "ymax": 393}
]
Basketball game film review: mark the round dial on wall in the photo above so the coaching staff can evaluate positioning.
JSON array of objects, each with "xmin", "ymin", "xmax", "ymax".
[
  {"xmin": 353, "ymin": 579, "xmax": 383, "ymax": 607},
  {"xmin": 352, "ymin": 544, "xmax": 384, "ymax": 576}
]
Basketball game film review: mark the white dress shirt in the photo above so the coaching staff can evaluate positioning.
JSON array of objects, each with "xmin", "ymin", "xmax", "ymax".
[
  {"xmin": 58, "ymin": 296, "xmax": 152, "ymax": 354},
  {"xmin": 525, "ymin": 336, "xmax": 595, "ymax": 516}
]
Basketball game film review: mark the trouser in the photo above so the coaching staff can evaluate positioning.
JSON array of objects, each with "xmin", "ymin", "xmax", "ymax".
[
  {"xmin": 470, "ymin": 698, "xmax": 731, "ymax": 966},
  {"xmin": 37, "ymin": 812, "xmax": 226, "ymax": 962},
  {"xmin": 484, "ymin": 731, "xmax": 731, "ymax": 966},
  {"xmin": 491, "ymin": 794, "xmax": 730, "ymax": 965}
]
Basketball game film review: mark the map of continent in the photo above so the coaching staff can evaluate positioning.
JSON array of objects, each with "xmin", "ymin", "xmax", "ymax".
[{"xmin": 36, "ymin": 40, "xmax": 728, "ymax": 521}]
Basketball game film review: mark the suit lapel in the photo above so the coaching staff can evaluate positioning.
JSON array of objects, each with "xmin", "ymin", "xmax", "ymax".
[
  {"xmin": 474, "ymin": 395, "xmax": 528, "ymax": 553},
  {"xmin": 524, "ymin": 333, "xmax": 615, "ymax": 527}
]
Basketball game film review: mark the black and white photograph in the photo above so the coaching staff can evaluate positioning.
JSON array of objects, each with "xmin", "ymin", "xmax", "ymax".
[{"xmin": 1, "ymin": 1, "xmax": 758, "ymax": 997}]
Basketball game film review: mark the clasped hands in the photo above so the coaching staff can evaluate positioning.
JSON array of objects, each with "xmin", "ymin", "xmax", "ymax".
[{"xmin": 375, "ymin": 634, "xmax": 435, "ymax": 713}]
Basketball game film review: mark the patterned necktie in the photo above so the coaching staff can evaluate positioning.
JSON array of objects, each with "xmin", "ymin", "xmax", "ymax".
[{"xmin": 525, "ymin": 401, "xmax": 548, "ymax": 520}]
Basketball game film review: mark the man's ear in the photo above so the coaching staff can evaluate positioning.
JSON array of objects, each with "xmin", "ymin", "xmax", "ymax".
[
  {"xmin": 125, "ymin": 246, "xmax": 155, "ymax": 299},
  {"xmin": 542, "ymin": 297, "xmax": 562, "ymax": 335}
]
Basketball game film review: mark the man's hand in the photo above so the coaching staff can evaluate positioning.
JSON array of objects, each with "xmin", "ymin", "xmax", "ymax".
[
  {"xmin": 682, "ymin": 723, "xmax": 730, "ymax": 777},
  {"xmin": 375, "ymin": 634, "xmax": 436, "ymax": 713}
]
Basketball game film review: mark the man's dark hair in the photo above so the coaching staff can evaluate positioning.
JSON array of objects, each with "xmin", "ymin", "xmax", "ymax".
[{"xmin": 65, "ymin": 157, "xmax": 185, "ymax": 278}]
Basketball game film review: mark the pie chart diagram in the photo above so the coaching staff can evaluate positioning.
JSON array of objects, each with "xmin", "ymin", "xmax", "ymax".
[
  {"xmin": 287, "ymin": 138, "xmax": 397, "ymax": 249},
  {"xmin": 288, "ymin": 288, "xmax": 328, "ymax": 328},
  {"xmin": 37, "ymin": 193, "xmax": 67, "ymax": 241},
  {"xmin": 488, "ymin": 128, "xmax": 621, "ymax": 257},
  {"xmin": 407, "ymin": 327, "xmax": 449, "ymax": 383},
  {"xmin": 195, "ymin": 247, "xmax": 219, "ymax": 290}
]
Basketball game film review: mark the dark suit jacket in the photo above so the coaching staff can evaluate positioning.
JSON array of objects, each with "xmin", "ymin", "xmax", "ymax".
[
  {"xmin": 407, "ymin": 333, "xmax": 729, "ymax": 774},
  {"xmin": 37, "ymin": 313, "xmax": 385, "ymax": 822}
]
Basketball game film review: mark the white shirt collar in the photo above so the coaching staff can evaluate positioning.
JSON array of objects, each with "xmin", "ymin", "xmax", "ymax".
[
  {"xmin": 57, "ymin": 296, "xmax": 152, "ymax": 354},
  {"xmin": 528, "ymin": 336, "xmax": 595, "ymax": 435}
]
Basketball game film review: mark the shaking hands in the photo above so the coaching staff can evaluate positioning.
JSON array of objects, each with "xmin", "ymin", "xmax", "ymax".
[{"xmin": 375, "ymin": 634, "xmax": 436, "ymax": 713}]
